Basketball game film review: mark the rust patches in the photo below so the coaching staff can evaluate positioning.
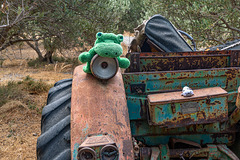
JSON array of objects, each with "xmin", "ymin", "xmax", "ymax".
[
  {"xmin": 139, "ymin": 50, "xmax": 232, "ymax": 57},
  {"xmin": 126, "ymin": 50, "xmax": 240, "ymax": 73},
  {"xmin": 71, "ymin": 65, "xmax": 134, "ymax": 159},
  {"xmin": 165, "ymin": 80, "xmax": 174, "ymax": 84},
  {"xmin": 210, "ymin": 133, "xmax": 235, "ymax": 145},
  {"xmin": 148, "ymin": 87, "xmax": 228, "ymax": 128},
  {"xmin": 225, "ymin": 69, "xmax": 237, "ymax": 81},
  {"xmin": 122, "ymin": 139, "xmax": 134, "ymax": 158}
]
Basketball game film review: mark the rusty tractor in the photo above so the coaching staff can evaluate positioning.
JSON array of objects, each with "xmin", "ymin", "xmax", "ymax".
[{"xmin": 37, "ymin": 14, "xmax": 240, "ymax": 160}]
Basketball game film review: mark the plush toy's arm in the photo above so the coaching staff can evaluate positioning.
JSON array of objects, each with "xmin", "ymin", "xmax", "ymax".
[
  {"xmin": 79, "ymin": 48, "xmax": 96, "ymax": 63},
  {"xmin": 117, "ymin": 57, "xmax": 130, "ymax": 69}
]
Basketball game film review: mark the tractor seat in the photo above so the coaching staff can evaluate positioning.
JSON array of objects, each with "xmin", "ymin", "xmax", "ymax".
[{"xmin": 129, "ymin": 14, "xmax": 193, "ymax": 53}]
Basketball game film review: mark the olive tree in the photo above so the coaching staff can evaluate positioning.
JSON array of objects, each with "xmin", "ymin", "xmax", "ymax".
[{"xmin": 144, "ymin": 0, "xmax": 240, "ymax": 47}]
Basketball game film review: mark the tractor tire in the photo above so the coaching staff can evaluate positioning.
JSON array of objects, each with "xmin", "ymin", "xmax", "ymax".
[{"xmin": 37, "ymin": 79, "xmax": 72, "ymax": 160}]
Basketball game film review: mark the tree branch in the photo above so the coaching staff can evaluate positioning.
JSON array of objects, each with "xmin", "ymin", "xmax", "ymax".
[
  {"xmin": 220, "ymin": 18, "xmax": 240, "ymax": 33},
  {"xmin": 208, "ymin": 38, "xmax": 224, "ymax": 44},
  {"xmin": 0, "ymin": 37, "xmax": 41, "ymax": 52}
]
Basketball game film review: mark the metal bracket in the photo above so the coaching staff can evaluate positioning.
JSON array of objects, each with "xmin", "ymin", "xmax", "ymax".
[
  {"xmin": 230, "ymin": 51, "xmax": 239, "ymax": 67},
  {"xmin": 129, "ymin": 52, "xmax": 140, "ymax": 72},
  {"xmin": 130, "ymin": 84, "xmax": 146, "ymax": 94},
  {"xmin": 150, "ymin": 147, "xmax": 160, "ymax": 160}
]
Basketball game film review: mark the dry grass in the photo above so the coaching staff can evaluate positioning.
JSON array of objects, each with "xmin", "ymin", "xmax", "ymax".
[
  {"xmin": 0, "ymin": 65, "xmax": 73, "ymax": 160},
  {"xmin": 0, "ymin": 76, "xmax": 51, "ymax": 160},
  {"xmin": 0, "ymin": 76, "xmax": 51, "ymax": 107}
]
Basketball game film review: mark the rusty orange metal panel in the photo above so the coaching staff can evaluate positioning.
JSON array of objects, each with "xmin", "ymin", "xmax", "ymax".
[{"xmin": 71, "ymin": 65, "xmax": 134, "ymax": 160}]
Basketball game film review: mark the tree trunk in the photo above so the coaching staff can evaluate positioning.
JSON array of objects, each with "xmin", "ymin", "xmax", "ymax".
[
  {"xmin": 44, "ymin": 50, "xmax": 54, "ymax": 63},
  {"xmin": 26, "ymin": 41, "xmax": 44, "ymax": 61}
]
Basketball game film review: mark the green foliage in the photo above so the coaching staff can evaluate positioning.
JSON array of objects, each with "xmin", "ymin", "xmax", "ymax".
[
  {"xmin": 0, "ymin": 81, "xmax": 21, "ymax": 106},
  {"xmin": 144, "ymin": 0, "xmax": 240, "ymax": 47},
  {"xmin": 118, "ymin": 0, "xmax": 148, "ymax": 32},
  {"xmin": 28, "ymin": 103, "xmax": 37, "ymax": 110},
  {"xmin": 0, "ymin": 0, "xmax": 239, "ymax": 54},
  {"xmin": 23, "ymin": 76, "xmax": 51, "ymax": 94}
]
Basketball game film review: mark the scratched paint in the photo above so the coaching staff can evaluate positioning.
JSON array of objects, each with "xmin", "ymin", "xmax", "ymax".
[
  {"xmin": 82, "ymin": 123, "xmax": 88, "ymax": 134},
  {"xmin": 71, "ymin": 65, "xmax": 134, "ymax": 159},
  {"xmin": 148, "ymin": 88, "xmax": 228, "ymax": 128},
  {"xmin": 126, "ymin": 50, "xmax": 239, "ymax": 72},
  {"xmin": 123, "ymin": 68, "xmax": 240, "ymax": 121},
  {"xmin": 72, "ymin": 143, "xmax": 79, "ymax": 160},
  {"xmin": 70, "ymin": 50, "xmax": 240, "ymax": 159},
  {"xmin": 122, "ymin": 50, "xmax": 240, "ymax": 159}
]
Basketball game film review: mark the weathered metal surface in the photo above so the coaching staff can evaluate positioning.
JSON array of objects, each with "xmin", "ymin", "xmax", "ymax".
[
  {"xmin": 169, "ymin": 138, "xmax": 202, "ymax": 149},
  {"xmin": 123, "ymin": 68, "xmax": 240, "ymax": 120},
  {"xmin": 126, "ymin": 97, "xmax": 147, "ymax": 120},
  {"xmin": 124, "ymin": 49, "xmax": 240, "ymax": 159},
  {"xmin": 71, "ymin": 65, "xmax": 134, "ymax": 160},
  {"xmin": 128, "ymin": 52, "xmax": 140, "ymax": 72},
  {"xmin": 169, "ymin": 144, "xmax": 239, "ymax": 159},
  {"xmin": 148, "ymin": 87, "xmax": 227, "ymax": 103},
  {"xmin": 158, "ymin": 145, "xmax": 169, "ymax": 160},
  {"xmin": 123, "ymin": 68, "xmax": 240, "ymax": 96},
  {"xmin": 147, "ymin": 87, "xmax": 228, "ymax": 128},
  {"xmin": 130, "ymin": 120, "xmax": 223, "ymax": 135},
  {"xmin": 150, "ymin": 147, "xmax": 160, "ymax": 160},
  {"xmin": 217, "ymin": 144, "xmax": 239, "ymax": 159},
  {"xmin": 132, "ymin": 133, "xmax": 235, "ymax": 147},
  {"xmin": 230, "ymin": 51, "xmax": 239, "ymax": 67},
  {"xmin": 170, "ymin": 148, "xmax": 208, "ymax": 158},
  {"xmin": 138, "ymin": 144, "xmax": 238, "ymax": 159},
  {"xmin": 130, "ymin": 83, "xmax": 146, "ymax": 94},
  {"xmin": 140, "ymin": 147, "xmax": 151, "ymax": 160},
  {"xmin": 126, "ymin": 50, "xmax": 240, "ymax": 72},
  {"xmin": 229, "ymin": 86, "xmax": 240, "ymax": 127}
]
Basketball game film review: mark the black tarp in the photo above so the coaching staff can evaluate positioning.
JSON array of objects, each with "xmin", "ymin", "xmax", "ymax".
[{"xmin": 145, "ymin": 14, "xmax": 193, "ymax": 52}]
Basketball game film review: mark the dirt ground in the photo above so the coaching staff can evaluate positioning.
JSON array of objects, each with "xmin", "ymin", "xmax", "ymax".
[{"xmin": 0, "ymin": 62, "xmax": 73, "ymax": 160}]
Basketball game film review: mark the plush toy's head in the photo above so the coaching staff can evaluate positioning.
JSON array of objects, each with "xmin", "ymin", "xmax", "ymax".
[{"xmin": 94, "ymin": 32, "xmax": 123, "ymax": 58}]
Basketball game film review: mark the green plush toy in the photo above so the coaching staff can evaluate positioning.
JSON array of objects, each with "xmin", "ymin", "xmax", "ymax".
[{"xmin": 78, "ymin": 32, "xmax": 130, "ymax": 73}]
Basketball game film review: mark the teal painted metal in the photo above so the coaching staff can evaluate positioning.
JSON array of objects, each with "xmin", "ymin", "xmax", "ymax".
[
  {"xmin": 123, "ymin": 68, "xmax": 240, "ymax": 121},
  {"xmin": 148, "ymin": 93, "xmax": 228, "ymax": 128},
  {"xmin": 126, "ymin": 96, "xmax": 147, "ymax": 120},
  {"xmin": 133, "ymin": 133, "xmax": 234, "ymax": 146},
  {"xmin": 122, "ymin": 50, "xmax": 240, "ymax": 159},
  {"xmin": 72, "ymin": 143, "xmax": 79, "ymax": 160},
  {"xmin": 130, "ymin": 120, "xmax": 223, "ymax": 135},
  {"xmin": 123, "ymin": 68, "xmax": 240, "ymax": 95},
  {"xmin": 158, "ymin": 145, "xmax": 169, "ymax": 160}
]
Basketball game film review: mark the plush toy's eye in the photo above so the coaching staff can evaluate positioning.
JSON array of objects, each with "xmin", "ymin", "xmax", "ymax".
[
  {"xmin": 96, "ymin": 32, "xmax": 103, "ymax": 38},
  {"xmin": 117, "ymin": 34, "xmax": 123, "ymax": 42}
]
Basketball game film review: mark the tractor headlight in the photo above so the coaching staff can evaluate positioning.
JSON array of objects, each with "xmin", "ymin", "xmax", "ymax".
[
  {"xmin": 78, "ymin": 147, "xmax": 96, "ymax": 160},
  {"xmin": 100, "ymin": 144, "xmax": 119, "ymax": 160},
  {"xmin": 90, "ymin": 55, "xmax": 119, "ymax": 80}
]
